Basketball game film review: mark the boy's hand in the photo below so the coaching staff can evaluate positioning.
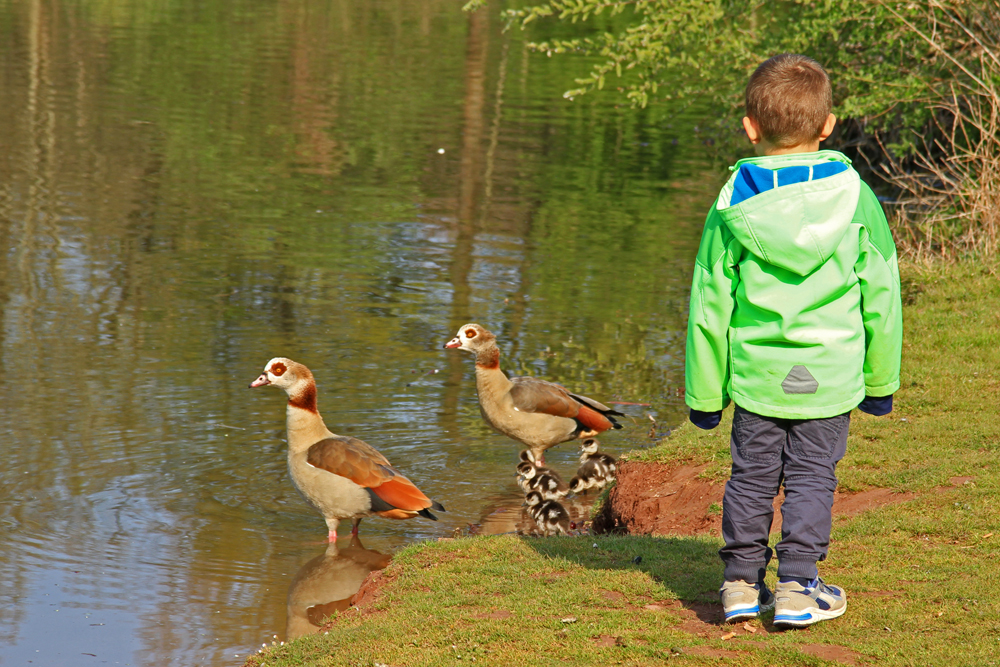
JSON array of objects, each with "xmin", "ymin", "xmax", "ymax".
[
  {"xmin": 689, "ymin": 409, "xmax": 722, "ymax": 430},
  {"xmin": 857, "ymin": 395, "xmax": 893, "ymax": 416}
]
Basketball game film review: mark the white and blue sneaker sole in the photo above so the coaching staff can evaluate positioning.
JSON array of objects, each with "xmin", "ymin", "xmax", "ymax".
[
  {"xmin": 723, "ymin": 592, "xmax": 775, "ymax": 622},
  {"xmin": 725, "ymin": 602, "xmax": 769, "ymax": 622},
  {"xmin": 773, "ymin": 601, "xmax": 847, "ymax": 628}
]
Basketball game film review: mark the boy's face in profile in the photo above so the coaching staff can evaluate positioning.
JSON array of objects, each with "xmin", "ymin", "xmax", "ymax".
[{"xmin": 742, "ymin": 113, "xmax": 837, "ymax": 156}]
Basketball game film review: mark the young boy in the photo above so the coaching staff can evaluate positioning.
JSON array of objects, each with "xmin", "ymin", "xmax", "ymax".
[{"xmin": 684, "ymin": 54, "xmax": 902, "ymax": 628}]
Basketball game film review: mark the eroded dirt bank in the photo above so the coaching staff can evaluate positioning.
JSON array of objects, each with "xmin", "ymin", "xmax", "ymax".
[{"xmin": 592, "ymin": 461, "xmax": 918, "ymax": 536}]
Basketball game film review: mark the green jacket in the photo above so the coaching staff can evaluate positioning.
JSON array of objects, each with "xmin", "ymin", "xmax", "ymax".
[{"xmin": 685, "ymin": 150, "xmax": 902, "ymax": 419}]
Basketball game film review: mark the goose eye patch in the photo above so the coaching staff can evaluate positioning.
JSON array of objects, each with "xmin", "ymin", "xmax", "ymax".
[
  {"xmin": 464, "ymin": 329, "xmax": 477, "ymax": 338},
  {"xmin": 271, "ymin": 362, "xmax": 287, "ymax": 376}
]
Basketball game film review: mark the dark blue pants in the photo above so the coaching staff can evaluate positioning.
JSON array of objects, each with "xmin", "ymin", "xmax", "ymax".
[{"xmin": 720, "ymin": 405, "xmax": 850, "ymax": 582}]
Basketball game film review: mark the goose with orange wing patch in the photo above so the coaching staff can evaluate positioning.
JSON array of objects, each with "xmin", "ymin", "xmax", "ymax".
[
  {"xmin": 445, "ymin": 323, "xmax": 623, "ymax": 463},
  {"xmin": 250, "ymin": 357, "xmax": 444, "ymax": 541}
]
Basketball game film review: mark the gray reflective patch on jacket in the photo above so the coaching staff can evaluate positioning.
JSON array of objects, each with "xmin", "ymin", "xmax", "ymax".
[{"xmin": 782, "ymin": 365, "xmax": 819, "ymax": 394}]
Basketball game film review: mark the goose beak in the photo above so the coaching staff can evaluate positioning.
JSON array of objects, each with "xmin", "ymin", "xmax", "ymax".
[
  {"xmin": 249, "ymin": 373, "xmax": 270, "ymax": 388},
  {"xmin": 443, "ymin": 336, "xmax": 462, "ymax": 349}
]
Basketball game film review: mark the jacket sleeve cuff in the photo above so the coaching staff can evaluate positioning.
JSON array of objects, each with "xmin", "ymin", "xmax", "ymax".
[
  {"xmin": 689, "ymin": 409, "xmax": 722, "ymax": 430},
  {"xmin": 857, "ymin": 395, "xmax": 893, "ymax": 416}
]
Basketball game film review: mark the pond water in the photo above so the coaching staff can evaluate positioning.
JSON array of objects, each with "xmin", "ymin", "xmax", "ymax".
[{"xmin": 0, "ymin": 0, "xmax": 723, "ymax": 664}]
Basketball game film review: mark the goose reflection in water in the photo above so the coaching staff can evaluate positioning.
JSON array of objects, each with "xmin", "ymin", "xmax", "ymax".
[{"xmin": 285, "ymin": 535, "xmax": 392, "ymax": 639}]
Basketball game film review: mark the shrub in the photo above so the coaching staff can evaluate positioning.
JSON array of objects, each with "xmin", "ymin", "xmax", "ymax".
[{"xmin": 472, "ymin": 0, "xmax": 1000, "ymax": 258}]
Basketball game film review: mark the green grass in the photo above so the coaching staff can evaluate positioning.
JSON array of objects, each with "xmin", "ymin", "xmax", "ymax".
[{"xmin": 245, "ymin": 263, "xmax": 1000, "ymax": 666}]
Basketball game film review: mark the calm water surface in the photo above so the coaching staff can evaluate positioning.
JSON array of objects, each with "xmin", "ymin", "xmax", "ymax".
[{"xmin": 0, "ymin": 0, "xmax": 723, "ymax": 664}]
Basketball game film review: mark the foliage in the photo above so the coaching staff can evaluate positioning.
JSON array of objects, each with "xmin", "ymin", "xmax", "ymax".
[
  {"xmin": 487, "ymin": 2, "xmax": 945, "ymax": 136},
  {"xmin": 484, "ymin": 0, "xmax": 757, "ymax": 110},
  {"xmin": 871, "ymin": 2, "xmax": 1000, "ymax": 258},
  {"xmin": 472, "ymin": 0, "xmax": 1000, "ymax": 255}
]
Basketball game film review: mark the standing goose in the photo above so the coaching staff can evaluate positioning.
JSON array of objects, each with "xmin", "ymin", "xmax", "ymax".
[
  {"xmin": 250, "ymin": 357, "xmax": 444, "ymax": 542},
  {"xmin": 444, "ymin": 323, "xmax": 624, "ymax": 463}
]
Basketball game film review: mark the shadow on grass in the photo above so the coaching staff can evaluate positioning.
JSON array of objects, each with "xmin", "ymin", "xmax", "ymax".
[{"xmin": 523, "ymin": 533, "xmax": 725, "ymax": 624}]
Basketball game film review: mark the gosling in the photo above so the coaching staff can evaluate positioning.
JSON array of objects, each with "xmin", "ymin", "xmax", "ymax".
[
  {"xmin": 524, "ymin": 491, "xmax": 571, "ymax": 536},
  {"xmin": 517, "ymin": 462, "xmax": 567, "ymax": 500},
  {"xmin": 569, "ymin": 438, "xmax": 617, "ymax": 494}
]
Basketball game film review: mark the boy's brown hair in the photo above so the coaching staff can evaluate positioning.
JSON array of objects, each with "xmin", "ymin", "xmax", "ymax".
[{"xmin": 745, "ymin": 54, "xmax": 832, "ymax": 148}]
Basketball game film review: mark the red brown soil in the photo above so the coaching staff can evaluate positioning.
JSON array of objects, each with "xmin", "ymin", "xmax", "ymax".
[
  {"xmin": 592, "ymin": 635, "xmax": 620, "ymax": 647},
  {"xmin": 599, "ymin": 589, "xmax": 627, "ymax": 602},
  {"xmin": 316, "ymin": 569, "xmax": 393, "ymax": 633},
  {"xmin": 799, "ymin": 643, "xmax": 864, "ymax": 665},
  {"xmin": 349, "ymin": 569, "xmax": 391, "ymax": 612},
  {"xmin": 592, "ymin": 461, "xmax": 918, "ymax": 537},
  {"xmin": 684, "ymin": 647, "xmax": 746, "ymax": 658}
]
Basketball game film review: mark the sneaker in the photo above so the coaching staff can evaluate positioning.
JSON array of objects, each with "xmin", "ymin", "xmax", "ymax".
[
  {"xmin": 773, "ymin": 578, "xmax": 847, "ymax": 628},
  {"xmin": 719, "ymin": 579, "xmax": 775, "ymax": 623}
]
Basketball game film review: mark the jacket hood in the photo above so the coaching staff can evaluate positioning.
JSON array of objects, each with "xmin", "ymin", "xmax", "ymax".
[{"xmin": 716, "ymin": 150, "xmax": 860, "ymax": 276}]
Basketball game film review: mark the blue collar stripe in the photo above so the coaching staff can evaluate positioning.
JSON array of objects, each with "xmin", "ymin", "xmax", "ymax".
[{"xmin": 730, "ymin": 161, "xmax": 848, "ymax": 207}]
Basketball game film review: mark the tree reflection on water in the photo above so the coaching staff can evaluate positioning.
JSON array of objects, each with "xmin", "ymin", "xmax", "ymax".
[{"xmin": 0, "ymin": 0, "xmax": 718, "ymax": 664}]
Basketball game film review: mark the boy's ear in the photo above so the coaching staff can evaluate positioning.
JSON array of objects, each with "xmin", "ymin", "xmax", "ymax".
[
  {"xmin": 742, "ymin": 116, "xmax": 762, "ymax": 145},
  {"xmin": 819, "ymin": 113, "xmax": 837, "ymax": 142}
]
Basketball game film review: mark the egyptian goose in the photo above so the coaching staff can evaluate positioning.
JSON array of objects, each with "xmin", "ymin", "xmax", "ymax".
[
  {"xmin": 250, "ymin": 357, "xmax": 445, "ymax": 541},
  {"xmin": 516, "ymin": 461, "xmax": 567, "ymax": 500},
  {"xmin": 444, "ymin": 323, "xmax": 624, "ymax": 463},
  {"xmin": 569, "ymin": 438, "xmax": 617, "ymax": 494},
  {"xmin": 524, "ymin": 491, "xmax": 571, "ymax": 536}
]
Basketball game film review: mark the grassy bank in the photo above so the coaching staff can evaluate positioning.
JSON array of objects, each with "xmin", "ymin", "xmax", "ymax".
[{"xmin": 246, "ymin": 264, "xmax": 1000, "ymax": 667}]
